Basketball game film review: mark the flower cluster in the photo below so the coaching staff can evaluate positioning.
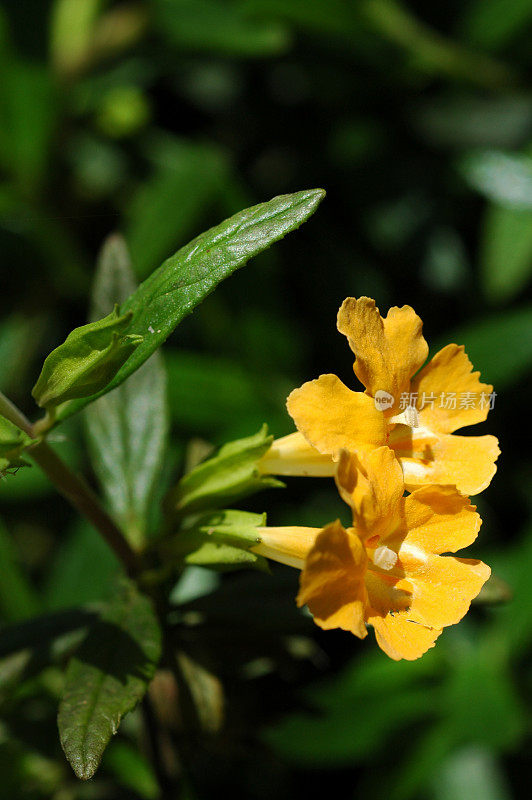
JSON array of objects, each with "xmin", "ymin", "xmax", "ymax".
[{"xmin": 255, "ymin": 297, "xmax": 498, "ymax": 660}]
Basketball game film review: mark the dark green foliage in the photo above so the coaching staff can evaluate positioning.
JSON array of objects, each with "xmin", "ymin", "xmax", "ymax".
[{"xmin": 57, "ymin": 581, "xmax": 162, "ymax": 780}]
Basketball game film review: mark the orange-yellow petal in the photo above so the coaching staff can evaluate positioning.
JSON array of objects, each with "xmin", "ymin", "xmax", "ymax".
[
  {"xmin": 337, "ymin": 297, "xmax": 428, "ymax": 403},
  {"xmin": 369, "ymin": 613, "xmax": 441, "ymax": 661},
  {"xmin": 398, "ymin": 485, "xmax": 481, "ymax": 554},
  {"xmin": 412, "ymin": 344, "xmax": 493, "ymax": 433},
  {"xmin": 287, "ymin": 374, "xmax": 386, "ymax": 458},
  {"xmin": 394, "ymin": 431, "xmax": 500, "ymax": 496},
  {"xmin": 394, "ymin": 554, "xmax": 490, "ymax": 630},
  {"xmin": 258, "ymin": 432, "xmax": 336, "ymax": 477},
  {"xmin": 336, "ymin": 447, "xmax": 404, "ymax": 540},
  {"xmin": 364, "ymin": 569, "xmax": 411, "ymax": 618},
  {"xmin": 297, "ymin": 521, "xmax": 368, "ymax": 639}
]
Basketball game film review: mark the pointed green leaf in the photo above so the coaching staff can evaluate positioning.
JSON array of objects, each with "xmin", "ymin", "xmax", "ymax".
[
  {"xmin": 56, "ymin": 188, "xmax": 325, "ymax": 422},
  {"xmin": 58, "ymin": 581, "xmax": 162, "ymax": 780},
  {"xmin": 172, "ymin": 425, "xmax": 282, "ymax": 518},
  {"xmin": 85, "ymin": 236, "xmax": 169, "ymax": 548},
  {"xmin": 126, "ymin": 135, "xmax": 230, "ymax": 278},
  {"xmin": 175, "ymin": 650, "xmax": 224, "ymax": 733}
]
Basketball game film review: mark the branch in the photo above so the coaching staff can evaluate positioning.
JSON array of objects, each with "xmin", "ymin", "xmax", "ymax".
[{"xmin": 0, "ymin": 391, "xmax": 140, "ymax": 576}]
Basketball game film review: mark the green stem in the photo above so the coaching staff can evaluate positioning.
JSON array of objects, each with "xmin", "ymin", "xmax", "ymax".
[
  {"xmin": 0, "ymin": 392, "xmax": 34, "ymax": 437},
  {"xmin": 0, "ymin": 391, "xmax": 139, "ymax": 576},
  {"xmin": 30, "ymin": 439, "xmax": 140, "ymax": 575}
]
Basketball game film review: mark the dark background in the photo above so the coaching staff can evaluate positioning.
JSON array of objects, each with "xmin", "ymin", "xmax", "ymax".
[{"xmin": 0, "ymin": 1, "xmax": 531, "ymax": 798}]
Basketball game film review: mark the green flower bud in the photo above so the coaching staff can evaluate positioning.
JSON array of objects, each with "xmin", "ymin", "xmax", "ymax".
[
  {"xmin": 32, "ymin": 306, "xmax": 143, "ymax": 409},
  {"xmin": 0, "ymin": 415, "xmax": 34, "ymax": 475}
]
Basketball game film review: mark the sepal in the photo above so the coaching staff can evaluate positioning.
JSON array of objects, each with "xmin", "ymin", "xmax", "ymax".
[
  {"xmin": 172, "ymin": 425, "xmax": 283, "ymax": 518},
  {"xmin": 161, "ymin": 509, "xmax": 269, "ymax": 572}
]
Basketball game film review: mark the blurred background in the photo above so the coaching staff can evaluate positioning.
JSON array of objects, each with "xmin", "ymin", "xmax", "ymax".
[{"xmin": 1, "ymin": 1, "xmax": 531, "ymax": 798}]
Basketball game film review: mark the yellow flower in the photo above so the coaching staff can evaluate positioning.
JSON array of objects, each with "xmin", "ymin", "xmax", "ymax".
[
  {"xmin": 260, "ymin": 297, "xmax": 499, "ymax": 495},
  {"xmin": 254, "ymin": 447, "xmax": 490, "ymax": 660}
]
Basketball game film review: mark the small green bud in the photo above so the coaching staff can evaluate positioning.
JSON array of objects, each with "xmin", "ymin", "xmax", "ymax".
[
  {"xmin": 32, "ymin": 306, "xmax": 143, "ymax": 408},
  {"xmin": 0, "ymin": 415, "xmax": 34, "ymax": 475}
]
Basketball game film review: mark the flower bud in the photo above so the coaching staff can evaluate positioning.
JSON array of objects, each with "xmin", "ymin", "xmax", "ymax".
[{"xmin": 32, "ymin": 306, "xmax": 143, "ymax": 408}]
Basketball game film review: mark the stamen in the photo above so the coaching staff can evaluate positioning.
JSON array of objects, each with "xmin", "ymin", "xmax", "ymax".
[
  {"xmin": 390, "ymin": 405, "xmax": 420, "ymax": 429},
  {"xmin": 372, "ymin": 545, "xmax": 398, "ymax": 571}
]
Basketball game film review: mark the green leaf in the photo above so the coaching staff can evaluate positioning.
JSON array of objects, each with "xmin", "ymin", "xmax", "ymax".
[
  {"xmin": 172, "ymin": 425, "xmax": 282, "ymax": 518},
  {"xmin": 32, "ymin": 306, "xmax": 143, "ymax": 409},
  {"xmin": 103, "ymin": 741, "xmax": 158, "ymax": 800},
  {"xmin": 50, "ymin": 0, "xmax": 102, "ymax": 77},
  {"xmin": 459, "ymin": 150, "xmax": 532, "ymax": 209},
  {"xmin": 56, "ymin": 188, "xmax": 325, "ymax": 422},
  {"xmin": 246, "ymin": 0, "xmax": 363, "ymax": 39},
  {"xmin": 442, "ymin": 631, "xmax": 524, "ymax": 750},
  {"xmin": 43, "ymin": 519, "xmax": 121, "ymax": 611},
  {"xmin": 264, "ymin": 653, "xmax": 437, "ymax": 766},
  {"xmin": 0, "ymin": 607, "xmax": 92, "ymax": 690},
  {"xmin": 175, "ymin": 650, "xmax": 224, "ymax": 733},
  {"xmin": 458, "ymin": 152, "xmax": 532, "ymax": 300},
  {"xmin": 85, "ymin": 236, "xmax": 169, "ymax": 548},
  {"xmin": 126, "ymin": 135, "xmax": 230, "ymax": 278},
  {"xmin": 461, "ymin": 0, "xmax": 532, "ymax": 51},
  {"xmin": 0, "ymin": 60, "xmax": 55, "ymax": 192},
  {"xmin": 0, "ymin": 608, "xmax": 95, "ymax": 659},
  {"xmin": 161, "ymin": 509, "xmax": 268, "ymax": 571},
  {"xmin": 58, "ymin": 580, "xmax": 162, "ymax": 780},
  {"xmin": 0, "ymin": 313, "xmax": 46, "ymax": 395},
  {"xmin": 154, "ymin": 0, "xmax": 290, "ymax": 57},
  {"xmin": 480, "ymin": 204, "xmax": 532, "ymax": 303},
  {"xmin": 439, "ymin": 306, "xmax": 532, "ymax": 389}
]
